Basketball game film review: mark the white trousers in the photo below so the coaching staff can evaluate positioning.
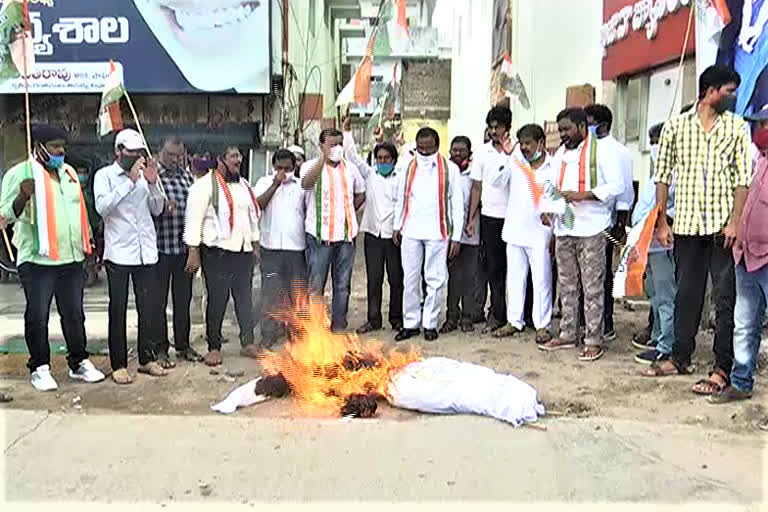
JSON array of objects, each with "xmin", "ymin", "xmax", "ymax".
[
  {"xmin": 402, "ymin": 237, "xmax": 449, "ymax": 329},
  {"xmin": 505, "ymin": 242, "xmax": 552, "ymax": 329}
]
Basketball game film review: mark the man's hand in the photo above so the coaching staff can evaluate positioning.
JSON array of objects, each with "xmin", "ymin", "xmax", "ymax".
[
  {"xmin": 129, "ymin": 157, "xmax": 145, "ymax": 183},
  {"xmin": 374, "ymin": 126, "xmax": 385, "ymax": 143},
  {"xmin": 448, "ymin": 241, "xmax": 460, "ymax": 260},
  {"xmin": 252, "ymin": 242, "xmax": 261, "ymax": 266},
  {"xmin": 0, "ymin": 215, "xmax": 8, "ymax": 230},
  {"xmin": 274, "ymin": 168, "xmax": 287, "ymax": 185},
  {"xmin": 18, "ymin": 178, "xmax": 35, "ymax": 200},
  {"xmin": 540, "ymin": 213, "xmax": 552, "ymax": 227},
  {"xmin": 561, "ymin": 191, "xmax": 591, "ymax": 203},
  {"xmin": 342, "ymin": 116, "xmax": 351, "ymax": 132},
  {"xmin": 501, "ymin": 134, "xmax": 516, "ymax": 155},
  {"xmin": 164, "ymin": 199, "xmax": 177, "ymax": 215},
  {"xmin": 464, "ymin": 221, "xmax": 476, "ymax": 238},
  {"xmin": 185, "ymin": 247, "xmax": 201, "ymax": 274},
  {"xmin": 657, "ymin": 221, "xmax": 674, "ymax": 248},
  {"xmin": 143, "ymin": 157, "xmax": 159, "ymax": 184},
  {"xmin": 723, "ymin": 221, "xmax": 738, "ymax": 248},
  {"xmin": 393, "ymin": 230, "xmax": 402, "ymax": 247}
]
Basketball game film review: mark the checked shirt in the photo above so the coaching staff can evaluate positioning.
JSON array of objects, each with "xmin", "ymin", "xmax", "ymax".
[{"xmin": 156, "ymin": 164, "xmax": 195, "ymax": 255}]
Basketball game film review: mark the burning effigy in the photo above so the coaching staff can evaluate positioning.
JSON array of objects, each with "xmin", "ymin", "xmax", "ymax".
[{"xmin": 213, "ymin": 296, "xmax": 545, "ymax": 426}]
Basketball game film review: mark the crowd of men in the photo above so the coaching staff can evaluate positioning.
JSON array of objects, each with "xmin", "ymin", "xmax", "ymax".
[{"xmin": 0, "ymin": 64, "xmax": 766, "ymax": 410}]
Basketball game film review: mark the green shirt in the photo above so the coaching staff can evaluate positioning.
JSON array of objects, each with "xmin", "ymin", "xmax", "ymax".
[{"xmin": 0, "ymin": 160, "xmax": 90, "ymax": 266}]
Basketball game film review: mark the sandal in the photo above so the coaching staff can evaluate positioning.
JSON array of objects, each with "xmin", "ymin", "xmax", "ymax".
[
  {"xmin": 240, "ymin": 344, "xmax": 261, "ymax": 359},
  {"xmin": 156, "ymin": 355, "xmax": 176, "ymax": 370},
  {"xmin": 138, "ymin": 361, "xmax": 169, "ymax": 377},
  {"xmin": 111, "ymin": 368, "xmax": 134, "ymax": 385},
  {"xmin": 538, "ymin": 338, "xmax": 576, "ymax": 352},
  {"xmin": 579, "ymin": 346, "xmax": 604, "ymax": 362},
  {"xmin": 535, "ymin": 329, "xmax": 552, "ymax": 344},
  {"xmin": 493, "ymin": 324, "xmax": 523, "ymax": 338},
  {"xmin": 641, "ymin": 360, "xmax": 680, "ymax": 377},
  {"xmin": 204, "ymin": 350, "xmax": 222, "ymax": 367},
  {"xmin": 177, "ymin": 348, "xmax": 204, "ymax": 362},
  {"xmin": 692, "ymin": 370, "xmax": 728, "ymax": 396}
]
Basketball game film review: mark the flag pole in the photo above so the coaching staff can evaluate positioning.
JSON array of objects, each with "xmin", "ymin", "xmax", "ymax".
[
  {"xmin": 1, "ymin": 228, "xmax": 12, "ymax": 263},
  {"xmin": 21, "ymin": 0, "xmax": 33, "ymax": 225},
  {"xmin": 122, "ymin": 89, "xmax": 167, "ymax": 198}
]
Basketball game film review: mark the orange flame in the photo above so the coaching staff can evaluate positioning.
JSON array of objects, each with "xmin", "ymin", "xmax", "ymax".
[{"xmin": 258, "ymin": 294, "xmax": 422, "ymax": 416}]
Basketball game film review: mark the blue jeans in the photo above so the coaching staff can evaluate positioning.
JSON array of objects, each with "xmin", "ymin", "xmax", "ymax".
[
  {"xmin": 731, "ymin": 262, "xmax": 768, "ymax": 393},
  {"xmin": 305, "ymin": 234, "xmax": 356, "ymax": 329},
  {"xmin": 646, "ymin": 250, "xmax": 676, "ymax": 355}
]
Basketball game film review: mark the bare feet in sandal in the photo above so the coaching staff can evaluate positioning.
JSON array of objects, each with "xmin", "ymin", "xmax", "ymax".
[
  {"xmin": 138, "ymin": 361, "xmax": 169, "ymax": 377},
  {"xmin": 204, "ymin": 350, "xmax": 222, "ymax": 367},
  {"xmin": 579, "ymin": 345, "xmax": 604, "ymax": 362},
  {"xmin": 692, "ymin": 370, "xmax": 728, "ymax": 396},
  {"xmin": 156, "ymin": 355, "xmax": 176, "ymax": 370},
  {"xmin": 240, "ymin": 344, "xmax": 261, "ymax": 359},
  {"xmin": 112, "ymin": 368, "xmax": 134, "ymax": 385},
  {"xmin": 641, "ymin": 360, "xmax": 680, "ymax": 377}
]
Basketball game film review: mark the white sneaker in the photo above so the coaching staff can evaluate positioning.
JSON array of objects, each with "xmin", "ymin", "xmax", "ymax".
[
  {"xmin": 69, "ymin": 359, "xmax": 105, "ymax": 383},
  {"xmin": 31, "ymin": 365, "xmax": 58, "ymax": 391}
]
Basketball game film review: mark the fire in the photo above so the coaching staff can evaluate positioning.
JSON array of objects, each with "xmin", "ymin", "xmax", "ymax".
[{"xmin": 257, "ymin": 295, "xmax": 422, "ymax": 416}]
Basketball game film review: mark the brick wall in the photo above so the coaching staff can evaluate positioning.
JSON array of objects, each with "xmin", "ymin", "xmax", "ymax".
[{"xmin": 402, "ymin": 59, "xmax": 451, "ymax": 120}]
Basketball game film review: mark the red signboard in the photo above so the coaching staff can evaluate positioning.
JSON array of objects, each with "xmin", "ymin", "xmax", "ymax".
[{"xmin": 602, "ymin": 0, "xmax": 696, "ymax": 81}]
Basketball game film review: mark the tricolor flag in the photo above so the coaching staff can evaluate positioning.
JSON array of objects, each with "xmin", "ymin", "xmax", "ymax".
[
  {"xmin": 499, "ymin": 53, "xmax": 530, "ymax": 110},
  {"xmin": 336, "ymin": 30, "xmax": 376, "ymax": 107},
  {"xmin": 367, "ymin": 61, "xmax": 399, "ymax": 131},
  {"xmin": 373, "ymin": 0, "xmax": 394, "ymax": 57},
  {"xmin": 0, "ymin": 0, "xmax": 35, "ymax": 83},
  {"xmin": 98, "ymin": 60, "xmax": 126, "ymax": 137},
  {"xmin": 613, "ymin": 205, "xmax": 660, "ymax": 298},
  {"xmin": 395, "ymin": 0, "xmax": 409, "ymax": 39}
]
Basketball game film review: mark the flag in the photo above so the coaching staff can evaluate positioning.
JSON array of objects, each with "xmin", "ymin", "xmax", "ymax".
[
  {"xmin": 710, "ymin": 0, "xmax": 731, "ymax": 25},
  {"xmin": 498, "ymin": 54, "xmax": 530, "ymax": 109},
  {"xmin": 98, "ymin": 60, "xmax": 126, "ymax": 137},
  {"xmin": 366, "ymin": 62, "xmax": 398, "ymax": 132},
  {"xmin": 613, "ymin": 205, "xmax": 660, "ymax": 298},
  {"xmin": 395, "ymin": 0, "xmax": 409, "ymax": 39},
  {"xmin": 373, "ymin": 0, "xmax": 394, "ymax": 57},
  {"xmin": 336, "ymin": 31, "xmax": 376, "ymax": 107},
  {"xmin": 0, "ymin": 0, "xmax": 34, "ymax": 83}
]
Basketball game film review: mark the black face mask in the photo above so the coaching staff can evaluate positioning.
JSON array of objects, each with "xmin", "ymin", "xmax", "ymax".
[
  {"xmin": 118, "ymin": 155, "xmax": 141, "ymax": 172},
  {"xmin": 714, "ymin": 94, "xmax": 737, "ymax": 114}
]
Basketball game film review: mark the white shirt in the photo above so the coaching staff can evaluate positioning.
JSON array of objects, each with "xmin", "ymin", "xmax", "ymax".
[
  {"xmin": 184, "ymin": 172, "xmax": 260, "ymax": 252},
  {"xmin": 490, "ymin": 151, "xmax": 554, "ymax": 247},
  {"xmin": 393, "ymin": 154, "xmax": 464, "ymax": 242},
  {"xmin": 547, "ymin": 140, "xmax": 625, "ymax": 238},
  {"xmin": 253, "ymin": 174, "xmax": 306, "ymax": 251},
  {"xmin": 469, "ymin": 141, "xmax": 511, "ymax": 218},
  {"xmin": 600, "ymin": 134, "xmax": 635, "ymax": 219},
  {"xmin": 457, "ymin": 168, "xmax": 480, "ymax": 245},
  {"xmin": 342, "ymin": 131, "xmax": 399, "ymax": 239},
  {"xmin": 300, "ymin": 158, "xmax": 365, "ymax": 242},
  {"xmin": 94, "ymin": 162, "xmax": 164, "ymax": 266}
]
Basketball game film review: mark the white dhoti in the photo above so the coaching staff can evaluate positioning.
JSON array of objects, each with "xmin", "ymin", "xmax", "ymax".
[
  {"xmin": 505, "ymin": 241, "xmax": 552, "ymax": 329},
  {"xmin": 402, "ymin": 236, "xmax": 449, "ymax": 329}
]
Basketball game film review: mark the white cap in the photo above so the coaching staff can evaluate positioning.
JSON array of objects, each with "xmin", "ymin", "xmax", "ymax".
[
  {"xmin": 114, "ymin": 129, "xmax": 147, "ymax": 151},
  {"xmin": 287, "ymin": 145, "xmax": 305, "ymax": 157}
]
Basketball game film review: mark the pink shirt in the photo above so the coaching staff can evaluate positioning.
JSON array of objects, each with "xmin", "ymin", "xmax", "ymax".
[{"xmin": 734, "ymin": 151, "xmax": 768, "ymax": 272}]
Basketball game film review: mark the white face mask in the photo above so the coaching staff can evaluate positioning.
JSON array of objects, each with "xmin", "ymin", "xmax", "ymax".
[
  {"xmin": 417, "ymin": 152, "xmax": 436, "ymax": 166},
  {"xmin": 329, "ymin": 145, "xmax": 344, "ymax": 163},
  {"xmin": 650, "ymin": 144, "xmax": 659, "ymax": 163}
]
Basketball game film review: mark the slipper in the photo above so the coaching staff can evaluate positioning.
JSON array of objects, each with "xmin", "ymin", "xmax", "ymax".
[
  {"xmin": 137, "ymin": 362, "xmax": 169, "ymax": 377},
  {"xmin": 493, "ymin": 324, "xmax": 523, "ymax": 338},
  {"xmin": 641, "ymin": 360, "xmax": 680, "ymax": 377},
  {"xmin": 204, "ymin": 350, "xmax": 223, "ymax": 367},
  {"xmin": 178, "ymin": 348, "xmax": 204, "ymax": 362},
  {"xmin": 112, "ymin": 368, "xmax": 134, "ymax": 385},
  {"xmin": 692, "ymin": 369, "xmax": 728, "ymax": 396},
  {"xmin": 156, "ymin": 356, "xmax": 176, "ymax": 370},
  {"xmin": 538, "ymin": 338, "xmax": 576, "ymax": 352},
  {"xmin": 578, "ymin": 346, "xmax": 604, "ymax": 362}
]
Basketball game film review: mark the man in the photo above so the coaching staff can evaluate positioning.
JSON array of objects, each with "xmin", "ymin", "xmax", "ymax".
[
  {"xmin": 95, "ymin": 129, "xmax": 167, "ymax": 384},
  {"xmin": 584, "ymin": 104, "xmax": 634, "ymax": 341},
  {"xmin": 287, "ymin": 145, "xmax": 306, "ymax": 171},
  {"xmin": 184, "ymin": 146, "xmax": 261, "ymax": 366},
  {"xmin": 253, "ymin": 149, "xmax": 307, "ymax": 348},
  {"xmin": 341, "ymin": 119, "xmax": 403, "ymax": 334},
  {"xmin": 393, "ymin": 127, "xmax": 464, "ymax": 342},
  {"xmin": 632, "ymin": 122, "xmax": 676, "ymax": 365},
  {"xmin": 300, "ymin": 129, "xmax": 365, "ymax": 333},
  {"xmin": 643, "ymin": 65, "xmax": 752, "ymax": 396},
  {"xmin": 538, "ymin": 108, "xmax": 624, "ymax": 362},
  {"xmin": 491, "ymin": 124, "xmax": 554, "ymax": 344},
  {"xmin": 154, "ymin": 136, "xmax": 202, "ymax": 366},
  {"xmin": 440, "ymin": 136, "xmax": 480, "ymax": 334},
  {"xmin": 0, "ymin": 124, "xmax": 105, "ymax": 391},
  {"xmin": 709, "ymin": 104, "xmax": 768, "ymax": 403},
  {"xmin": 467, "ymin": 106, "xmax": 513, "ymax": 333}
]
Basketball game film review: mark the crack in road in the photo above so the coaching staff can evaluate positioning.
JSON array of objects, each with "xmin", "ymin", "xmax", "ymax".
[{"xmin": 4, "ymin": 411, "xmax": 51, "ymax": 455}]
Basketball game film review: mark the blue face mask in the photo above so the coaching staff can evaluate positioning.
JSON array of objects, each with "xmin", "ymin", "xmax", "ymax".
[
  {"xmin": 39, "ymin": 145, "xmax": 65, "ymax": 169},
  {"xmin": 78, "ymin": 174, "xmax": 88, "ymax": 184},
  {"xmin": 376, "ymin": 162, "xmax": 395, "ymax": 176},
  {"xmin": 588, "ymin": 124, "xmax": 598, "ymax": 136}
]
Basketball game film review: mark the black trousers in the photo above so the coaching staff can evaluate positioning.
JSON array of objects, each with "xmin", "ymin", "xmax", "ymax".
[
  {"xmin": 446, "ymin": 244, "xmax": 479, "ymax": 323},
  {"xmin": 672, "ymin": 235, "xmax": 735, "ymax": 373},
  {"xmin": 603, "ymin": 239, "xmax": 615, "ymax": 334},
  {"xmin": 474, "ymin": 244, "xmax": 489, "ymax": 320},
  {"xmin": 18, "ymin": 262, "xmax": 88, "ymax": 373},
  {"xmin": 364, "ymin": 233, "xmax": 404, "ymax": 328},
  {"xmin": 155, "ymin": 252, "xmax": 193, "ymax": 356},
  {"xmin": 260, "ymin": 248, "xmax": 307, "ymax": 344},
  {"xmin": 480, "ymin": 215, "xmax": 507, "ymax": 324},
  {"xmin": 201, "ymin": 246, "xmax": 255, "ymax": 351},
  {"xmin": 105, "ymin": 261, "xmax": 156, "ymax": 370}
]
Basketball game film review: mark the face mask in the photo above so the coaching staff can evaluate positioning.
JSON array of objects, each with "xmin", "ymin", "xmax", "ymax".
[
  {"xmin": 376, "ymin": 162, "xmax": 395, "ymax": 176},
  {"xmin": 417, "ymin": 152, "xmax": 436, "ymax": 166},
  {"xmin": 39, "ymin": 145, "xmax": 65, "ymax": 169},
  {"xmin": 588, "ymin": 124, "xmax": 598, "ymax": 136},
  {"xmin": 650, "ymin": 144, "xmax": 659, "ymax": 162},
  {"xmin": 714, "ymin": 94, "xmax": 737, "ymax": 114},
  {"xmin": 77, "ymin": 174, "xmax": 88, "ymax": 184},
  {"xmin": 329, "ymin": 145, "xmax": 344, "ymax": 163},
  {"xmin": 754, "ymin": 128, "xmax": 768, "ymax": 151},
  {"xmin": 119, "ymin": 155, "xmax": 141, "ymax": 172}
]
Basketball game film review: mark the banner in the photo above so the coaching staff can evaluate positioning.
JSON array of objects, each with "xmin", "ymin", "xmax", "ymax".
[
  {"xmin": 613, "ymin": 205, "xmax": 660, "ymax": 299},
  {"xmin": 0, "ymin": 0, "xmax": 271, "ymax": 94},
  {"xmin": 696, "ymin": 0, "xmax": 768, "ymax": 116}
]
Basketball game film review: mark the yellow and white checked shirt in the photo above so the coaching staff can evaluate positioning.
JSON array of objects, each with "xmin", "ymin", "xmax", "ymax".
[{"xmin": 655, "ymin": 109, "xmax": 752, "ymax": 236}]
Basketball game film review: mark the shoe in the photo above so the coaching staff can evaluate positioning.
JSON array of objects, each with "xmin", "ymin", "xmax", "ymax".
[
  {"xmin": 439, "ymin": 321, "xmax": 458, "ymax": 334},
  {"xmin": 632, "ymin": 338, "xmax": 657, "ymax": 351},
  {"xmin": 602, "ymin": 330, "xmax": 616, "ymax": 342},
  {"xmin": 356, "ymin": 322, "xmax": 381, "ymax": 334},
  {"xmin": 460, "ymin": 319, "xmax": 475, "ymax": 332},
  {"xmin": 424, "ymin": 329, "xmax": 438, "ymax": 341},
  {"xmin": 634, "ymin": 349, "xmax": 669, "ymax": 365},
  {"xmin": 31, "ymin": 365, "xmax": 58, "ymax": 391},
  {"xmin": 69, "ymin": 359, "xmax": 106, "ymax": 383},
  {"xmin": 395, "ymin": 328, "xmax": 420, "ymax": 341},
  {"xmin": 708, "ymin": 385, "xmax": 752, "ymax": 404}
]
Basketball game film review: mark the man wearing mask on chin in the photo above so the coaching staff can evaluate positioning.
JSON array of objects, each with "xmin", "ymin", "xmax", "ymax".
[
  {"xmin": 301, "ymin": 129, "xmax": 365, "ymax": 333},
  {"xmin": 538, "ymin": 108, "xmax": 624, "ymax": 362},
  {"xmin": 95, "ymin": 129, "xmax": 167, "ymax": 384},
  {"xmin": 393, "ymin": 127, "xmax": 464, "ymax": 342},
  {"xmin": 642, "ymin": 65, "xmax": 752, "ymax": 398},
  {"xmin": 0, "ymin": 124, "xmax": 105, "ymax": 391},
  {"xmin": 184, "ymin": 146, "xmax": 261, "ymax": 367},
  {"xmin": 490, "ymin": 124, "xmax": 555, "ymax": 344},
  {"xmin": 439, "ymin": 136, "xmax": 480, "ymax": 334},
  {"xmin": 340, "ymin": 118, "xmax": 404, "ymax": 334}
]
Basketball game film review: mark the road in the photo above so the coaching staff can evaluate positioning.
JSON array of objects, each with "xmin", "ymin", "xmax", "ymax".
[{"xmin": 1, "ymin": 409, "xmax": 765, "ymax": 505}]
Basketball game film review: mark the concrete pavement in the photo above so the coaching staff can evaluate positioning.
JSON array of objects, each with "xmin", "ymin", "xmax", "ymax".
[{"xmin": 1, "ymin": 409, "xmax": 765, "ymax": 505}]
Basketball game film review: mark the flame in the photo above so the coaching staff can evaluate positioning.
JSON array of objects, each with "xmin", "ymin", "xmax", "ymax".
[{"xmin": 258, "ymin": 294, "xmax": 422, "ymax": 416}]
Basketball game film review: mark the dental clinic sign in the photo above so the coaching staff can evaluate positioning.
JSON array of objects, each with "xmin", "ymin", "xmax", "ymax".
[
  {"xmin": 0, "ymin": 0, "xmax": 271, "ymax": 94},
  {"xmin": 602, "ymin": 0, "xmax": 696, "ymax": 80}
]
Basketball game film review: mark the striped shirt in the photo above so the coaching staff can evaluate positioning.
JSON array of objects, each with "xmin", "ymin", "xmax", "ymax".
[{"xmin": 655, "ymin": 108, "xmax": 752, "ymax": 236}]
